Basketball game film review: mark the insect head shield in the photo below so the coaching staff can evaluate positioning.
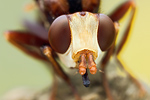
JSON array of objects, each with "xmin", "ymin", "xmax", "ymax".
[{"xmin": 48, "ymin": 12, "xmax": 116, "ymax": 87}]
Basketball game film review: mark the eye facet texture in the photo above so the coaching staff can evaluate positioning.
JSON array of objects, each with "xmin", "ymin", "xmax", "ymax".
[
  {"xmin": 97, "ymin": 14, "xmax": 116, "ymax": 51},
  {"xmin": 49, "ymin": 15, "xmax": 71, "ymax": 53}
]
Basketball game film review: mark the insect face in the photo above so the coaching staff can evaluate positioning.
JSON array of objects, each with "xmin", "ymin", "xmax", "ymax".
[{"xmin": 48, "ymin": 12, "xmax": 116, "ymax": 77}]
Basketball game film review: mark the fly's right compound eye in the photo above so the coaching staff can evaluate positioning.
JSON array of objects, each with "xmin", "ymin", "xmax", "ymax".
[
  {"xmin": 97, "ymin": 14, "xmax": 116, "ymax": 51},
  {"xmin": 48, "ymin": 15, "xmax": 71, "ymax": 54}
]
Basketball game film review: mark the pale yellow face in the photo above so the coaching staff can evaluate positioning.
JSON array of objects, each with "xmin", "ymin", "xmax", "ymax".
[
  {"xmin": 56, "ymin": 12, "xmax": 103, "ymax": 69},
  {"xmin": 68, "ymin": 12, "xmax": 101, "ymax": 62},
  {"xmin": 55, "ymin": 12, "xmax": 115, "ymax": 70}
]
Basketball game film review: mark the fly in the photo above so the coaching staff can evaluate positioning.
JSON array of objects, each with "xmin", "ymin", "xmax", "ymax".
[{"xmin": 4, "ymin": 0, "xmax": 146, "ymax": 100}]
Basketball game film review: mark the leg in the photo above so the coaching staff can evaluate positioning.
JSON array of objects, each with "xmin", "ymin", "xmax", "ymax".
[
  {"xmin": 108, "ymin": 0, "xmax": 136, "ymax": 54},
  {"xmin": 115, "ymin": 57, "xmax": 146, "ymax": 96},
  {"xmin": 49, "ymin": 74, "xmax": 58, "ymax": 100},
  {"xmin": 32, "ymin": 74, "xmax": 58, "ymax": 100},
  {"xmin": 100, "ymin": 22, "xmax": 119, "ymax": 100},
  {"xmin": 40, "ymin": 46, "xmax": 81, "ymax": 100},
  {"xmin": 109, "ymin": 0, "xmax": 135, "ymax": 22},
  {"xmin": 4, "ymin": 31, "xmax": 48, "ymax": 60},
  {"xmin": 110, "ymin": 0, "xmax": 146, "ymax": 96},
  {"xmin": 101, "ymin": 44, "xmax": 115, "ymax": 100}
]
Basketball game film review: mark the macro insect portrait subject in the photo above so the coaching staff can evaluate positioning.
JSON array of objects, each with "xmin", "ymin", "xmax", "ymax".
[{"xmin": 2, "ymin": 0, "xmax": 150, "ymax": 100}]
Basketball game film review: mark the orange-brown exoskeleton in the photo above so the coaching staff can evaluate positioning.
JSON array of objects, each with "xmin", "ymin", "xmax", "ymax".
[{"xmin": 4, "ymin": 0, "xmax": 146, "ymax": 100}]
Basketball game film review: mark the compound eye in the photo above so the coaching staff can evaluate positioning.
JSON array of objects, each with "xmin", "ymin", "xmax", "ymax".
[
  {"xmin": 97, "ymin": 14, "xmax": 116, "ymax": 51},
  {"xmin": 49, "ymin": 15, "xmax": 71, "ymax": 53}
]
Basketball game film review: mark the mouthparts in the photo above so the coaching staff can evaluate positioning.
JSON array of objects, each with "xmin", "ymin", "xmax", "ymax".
[
  {"xmin": 79, "ymin": 53, "xmax": 97, "ymax": 75},
  {"xmin": 78, "ymin": 52, "xmax": 97, "ymax": 87}
]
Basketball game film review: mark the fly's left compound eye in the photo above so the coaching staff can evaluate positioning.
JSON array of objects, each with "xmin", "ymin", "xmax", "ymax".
[
  {"xmin": 48, "ymin": 15, "xmax": 71, "ymax": 54},
  {"xmin": 97, "ymin": 14, "xmax": 116, "ymax": 51}
]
